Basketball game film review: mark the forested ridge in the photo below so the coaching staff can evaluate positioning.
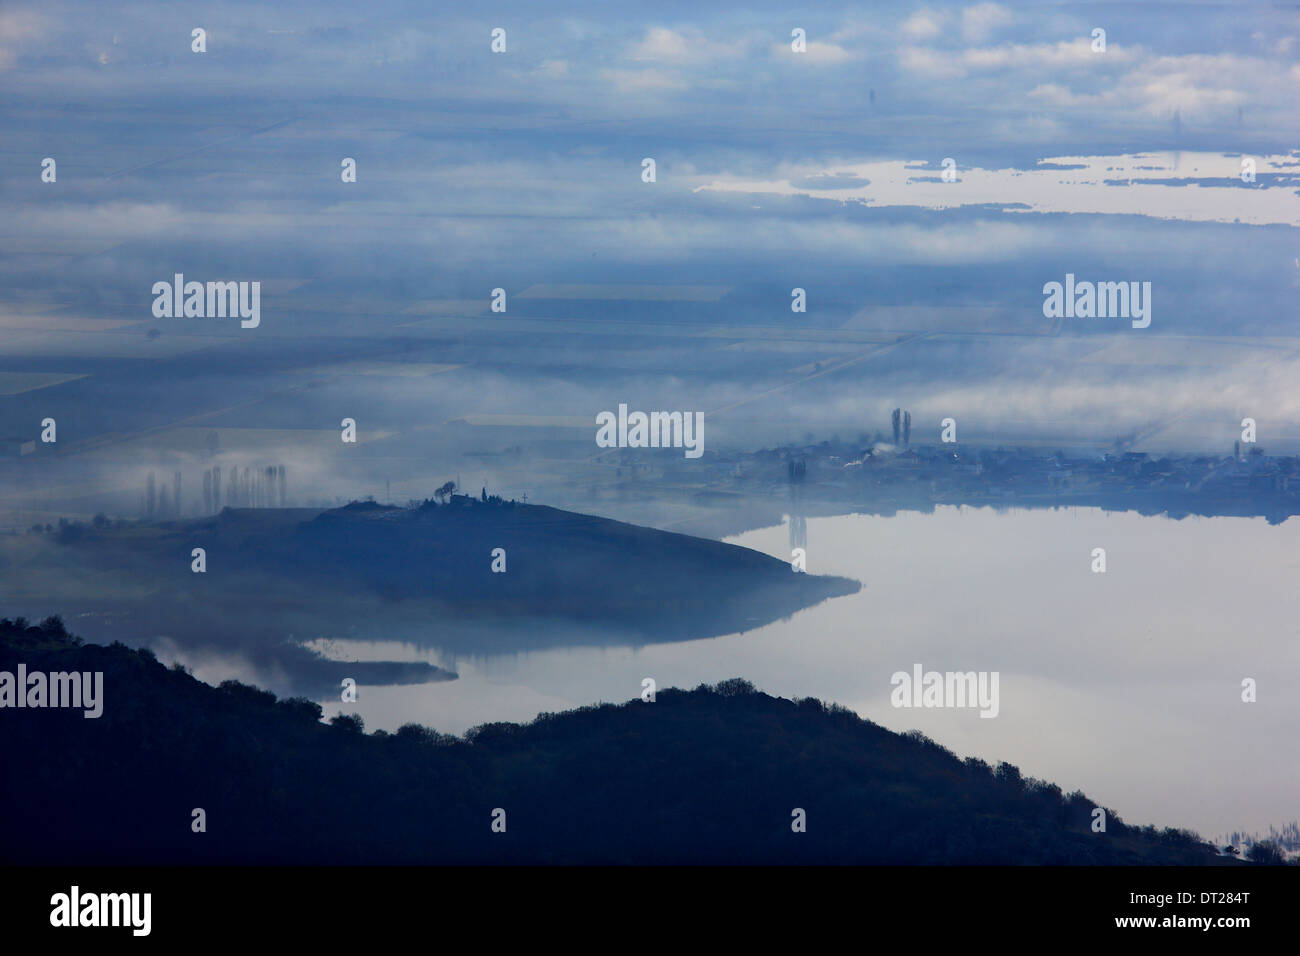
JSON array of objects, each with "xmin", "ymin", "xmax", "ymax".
[{"xmin": 2, "ymin": 616, "xmax": 1230, "ymax": 865}]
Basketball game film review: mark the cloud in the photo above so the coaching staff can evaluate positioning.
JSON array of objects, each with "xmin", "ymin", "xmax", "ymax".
[
  {"xmin": 902, "ymin": 37, "xmax": 1129, "ymax": 78},
  {"xmin": 598, "ymin": 66, "xmax": 687, "ymax": 94},
  {"xmin": 1027, "ymin": 52, "xmax": 1284, "ymax": 120},
  {"xmin": 892, "ymin": 32, "xmax": 1298, "ymax": 128},
  {"xmin": 1251, "ymin": 31, "xmax": 1295, "ymax": 56},
  {"xmin": 610, "ymin": 26, "xmax": 762, "ymax": 94},
  {"xmin": 900, "ymin": 10, "xmax": 946, "ymax": 41},
  {"xmin": 1125, "ymin": 52, "xmax": 1271, "ymax": 116},
  {"xmin": 804, "ymin": 40, "xmax": 858, "ymax": 64},
  {"xmin": 961, "ymin": 3, "xmax": 1013, "ymax": 44},
  {"xmin": 628, "ymin": 26, "xmax": 749, "ymax": 64},
  {"xmin": 772, "ymin": 38, "xmax": 859, "ymax": 64},
  {"xmin": 898, "ymin": 45, "xmax": 964, "ymax": 79},
  {"xmin": 0, "ymin": 7, "xmax": 45, "ymax": 70}
]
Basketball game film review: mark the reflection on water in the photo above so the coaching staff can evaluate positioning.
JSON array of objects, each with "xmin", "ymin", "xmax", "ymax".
[{"xmin": 276, "ymin": 505, "xmax": 1299, "ymax": 841}]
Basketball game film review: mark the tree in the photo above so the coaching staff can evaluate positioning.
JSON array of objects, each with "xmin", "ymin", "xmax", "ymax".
[
  {"xmin": 330, "ymin": 713, "xmax": 365, "ymax": 733},
  {"xmin": 39, "ymin": 615, "xmax": 70, "ymax": 640},
  {"xmin": 279, "ymin": 697, "xmax": 324, "ymax": 723},
  {"xmin": 434, "ymin": 481, "xmax": 456, "ymax": 504},
  {"xmin": 994, "ymin": 761, "xmax": 1024, "ymax": 791},
  {"xmin": 1247, "ymin": 839, "xmax": 1285, "ymax": 865}
]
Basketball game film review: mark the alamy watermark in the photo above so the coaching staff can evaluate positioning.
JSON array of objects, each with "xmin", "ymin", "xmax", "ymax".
[
  {"xmin": 50, "ymin": 886, "xmax": 150, "ymax": 936},
  {"xmin": 1042, "ymin": 273, "xmax": 1151, "ymax": 328},
  {"xmin": 890, "ymin": 663, "xmax": 999, "ymax": 718},
  {"xmin": 152, "ymin": 274, "xmax": 260, "ymax": 328},
  {"xmin": 596, "ymin": 404, "xmax": 704, "ymax": 459},
  {"xmin": 0, "ymin": 665, "xmax": 103, "ymax": 718}
]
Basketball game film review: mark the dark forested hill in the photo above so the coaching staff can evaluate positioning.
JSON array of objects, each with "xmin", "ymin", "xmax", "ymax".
[
  {"xmin": 3, "ymin": 497, "xmax": 860, "ymax": 653},
  {"xmin": 1, "ymin": 616, "xmax": 1226, "ymax": 865}
]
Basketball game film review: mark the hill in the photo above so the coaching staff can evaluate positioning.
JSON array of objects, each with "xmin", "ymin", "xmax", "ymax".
[
  {"xmin": 1, "ymin": 616, "xmax": 1228, "ymax": 865},
  {"xmin": 2, "ymin": 497, "xmax": 860, "ymax": 658}
]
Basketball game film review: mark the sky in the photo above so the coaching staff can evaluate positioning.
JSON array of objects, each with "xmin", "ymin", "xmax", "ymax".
[{"xmin": 1, "ymin": 1, "xmax": 1297, "ymax": 518}]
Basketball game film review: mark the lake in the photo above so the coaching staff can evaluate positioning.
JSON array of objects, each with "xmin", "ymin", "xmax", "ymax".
[{"xmin": 173, "ymin": 504, "xmax": 1300, "ymax": 843}]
